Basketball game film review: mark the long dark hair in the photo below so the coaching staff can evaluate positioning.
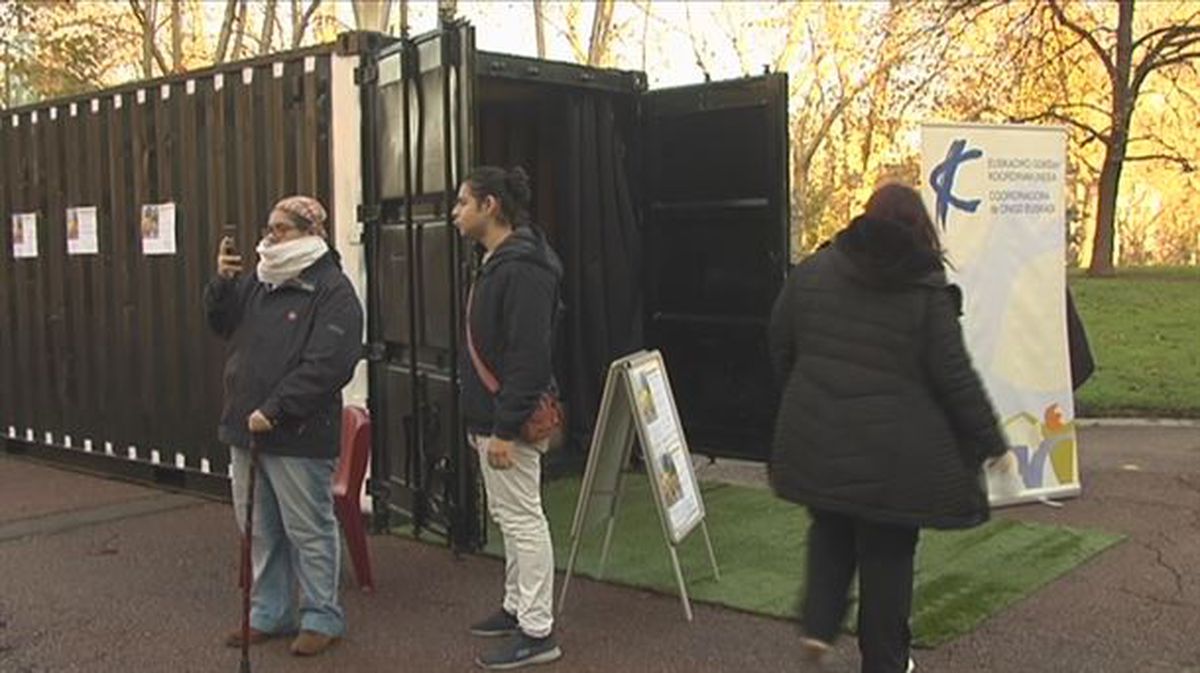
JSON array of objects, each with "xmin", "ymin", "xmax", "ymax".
[
  {"xmin": 464, "ymin": 165, "xmax": 532, "ymax": 229},
  {"xmin": 862, "ymin": 183, "xmax": 944, "ymax": 260}
]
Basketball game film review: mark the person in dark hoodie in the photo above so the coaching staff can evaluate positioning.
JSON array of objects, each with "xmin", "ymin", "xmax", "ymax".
[
  {"xmin": 205, "ymin": 196, "xmax": 363, "ymax": 657},
  {"xmin": 768, "ymin": 183, "xmax": 1007, "ymax": 673},
  {"xmin": 453, "ymin": 166, "xmax": 564, "ymax": 670}
]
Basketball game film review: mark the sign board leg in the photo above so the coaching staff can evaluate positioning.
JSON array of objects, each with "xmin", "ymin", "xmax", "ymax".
[
  {"xmin": 597, "ymin": 470, "xmax": 627, "ymax": 580},
  {"xmin": 558, "ymin": 528, "xmax": 586, "ymax": 615},
  {"xmin": 701, "ymin": 520, "xmax": 720, "ymax": 581},
  {"xmin": 667, "ymin": 544, "xmax": 694, "ymax": 622}
]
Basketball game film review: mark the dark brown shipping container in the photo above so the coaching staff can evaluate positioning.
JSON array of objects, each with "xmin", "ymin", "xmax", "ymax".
[{"xmin": 1, "ymin": 23, "xmax": 789, "ymax": 551}]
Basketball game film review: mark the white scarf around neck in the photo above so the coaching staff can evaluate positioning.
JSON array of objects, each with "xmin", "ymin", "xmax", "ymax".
[{"xmin": 256, "ymin": 236, "xmax": 329, "ymax": 287}]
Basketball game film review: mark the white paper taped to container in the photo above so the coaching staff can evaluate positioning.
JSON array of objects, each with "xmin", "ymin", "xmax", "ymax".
[
  {"xmin": 11, "ymin": 213, "xmax": 39, "ymax": 259},
  {"xmin": 67, "ymin": 206, "xmax": 100, "ymax": 256},
  {"xmin": 140, "ymin": 202, "xmax": 177, "ymax": 256}
]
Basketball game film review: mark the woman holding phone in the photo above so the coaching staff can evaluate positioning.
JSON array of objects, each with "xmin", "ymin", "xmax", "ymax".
[{"xmin": 205, "ymin": 196, "xmax": 363, "ymax": 658}]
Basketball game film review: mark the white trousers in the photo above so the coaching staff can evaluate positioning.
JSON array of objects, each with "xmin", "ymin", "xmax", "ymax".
[{"xmin": 472, "ymin": 434, "xmax": 555, "ymax": 638}]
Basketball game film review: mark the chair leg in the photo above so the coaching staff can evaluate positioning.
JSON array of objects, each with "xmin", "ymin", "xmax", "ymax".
[
  {"xmin": 335, "ymin": 496, "xmax": 374, "ymax": 592},
  {"xmin": 338, "ymin": 526, "xmax": 353, "ymax": 588}
]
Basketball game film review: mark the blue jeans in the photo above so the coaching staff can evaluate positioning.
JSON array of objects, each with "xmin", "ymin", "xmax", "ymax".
[{"xmin": 230, "ymin": 447, "xmax": 345, "ymax": 637}]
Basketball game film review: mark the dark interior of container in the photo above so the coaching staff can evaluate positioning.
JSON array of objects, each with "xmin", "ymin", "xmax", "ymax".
[{"xmin": 474, "ymin": 76, "xmax": 644, "ymax": 461}]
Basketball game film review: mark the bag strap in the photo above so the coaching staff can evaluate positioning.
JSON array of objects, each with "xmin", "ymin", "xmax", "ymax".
[{"xmin": 465, "ymin": 285, "xmax": 502, "ymax": 395}]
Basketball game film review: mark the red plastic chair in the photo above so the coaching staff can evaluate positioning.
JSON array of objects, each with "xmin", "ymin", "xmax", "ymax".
[{"xmin": 335, "ymin": 405, "xmax": 374, "ymax": 592}]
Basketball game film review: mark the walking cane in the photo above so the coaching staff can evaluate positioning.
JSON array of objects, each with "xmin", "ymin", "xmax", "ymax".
[{"xmin": 238, "ymin": 437, "xmax": 260, "ymax": 673}]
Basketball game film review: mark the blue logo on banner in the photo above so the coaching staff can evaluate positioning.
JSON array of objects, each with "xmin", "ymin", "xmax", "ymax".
[{"xmin": 929, "ymin": 138, "xmax": 983, "ymax": 230}]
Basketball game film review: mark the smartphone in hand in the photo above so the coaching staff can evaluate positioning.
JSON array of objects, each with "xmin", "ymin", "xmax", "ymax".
[
  {"xmin": 221, "ymin": 224, "xmax": 239, "ymax": 254},
  {"xmin": 218, "ymin": 224, "xmax": 242, "ymax": 278}
]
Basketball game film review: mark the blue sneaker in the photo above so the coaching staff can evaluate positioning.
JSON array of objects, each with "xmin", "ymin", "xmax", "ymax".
[{"xmin": 476, "ymin": 633, "xmax": 563, "ymax": 670}]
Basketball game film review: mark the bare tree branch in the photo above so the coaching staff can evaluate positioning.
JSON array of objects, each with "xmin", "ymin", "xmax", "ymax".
[
  {"xmin": 1124, "ymin": 153, "xmax": 1195, "ymax": 171},
  {"xmin": 774, "ymin": 3, "xmax": 809, "ymax": 72},
  {"xmin": 1153, "ymin": 50, "xmax": 1200, "ymax": 71},
  {"xmin": 1132, "ymin": 22, "xmax": 1200, "ymax": 97},
  {"xmin": 716, "ymin": 12, "xmax": 750, "ymax": 76},
  {"xmin": 128, "ymin": 0, "xmax": 170, "ymax": 76},
  {"xmin": 998, "ymin": 107, "xmax": 1111, "ymax": 145},
  {"xmin": 1046, "ymin": 0, "xmax": 1116, "ymax": 81},
  {"xmin": 546, "ymin": 4, "xmax": 587, "ymax": 64},
  {"xmin": 684, "ymin": 1, "xmax": 711, "ymax": 80},
  {"xmin": 1131, "ymin": 10, "xmax": 1200, "ymax": 52}
]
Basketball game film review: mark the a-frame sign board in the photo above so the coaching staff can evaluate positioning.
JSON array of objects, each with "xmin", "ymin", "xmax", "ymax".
[{"xmin": 558, "ymin": 350, "xmax": 719, "ymax": 622}]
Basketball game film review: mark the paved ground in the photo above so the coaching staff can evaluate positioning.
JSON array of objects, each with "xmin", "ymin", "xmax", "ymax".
[{"xmin": 0, "ymin": 424, "xmax": 1197, "ymax": 673}]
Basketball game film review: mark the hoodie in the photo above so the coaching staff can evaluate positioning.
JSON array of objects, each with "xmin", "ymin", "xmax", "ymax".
[{"xmin": 462, "ymin": 226, "xmax": 564, "ymax": 441}]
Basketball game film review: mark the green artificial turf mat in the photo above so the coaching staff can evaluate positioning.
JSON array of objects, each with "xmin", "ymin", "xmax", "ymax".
[{"xmin": 480, "ymin": 474, "xmax": 1123, "ymax": 648}]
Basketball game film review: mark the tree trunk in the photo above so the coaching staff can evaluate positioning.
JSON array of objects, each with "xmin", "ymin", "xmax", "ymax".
[
  {"xmin": 3, "ymin": 4, "xmax": 17, "ymax": 108},
  {"xmin": 259, "ymin": 0, "xmax": 278, "ymax": 56},
  {"xmin": 215, "ymin": 0, "xmax": 239, "ymax": 62},
  {"xmin": 1090, "ymin": 146, "xmax": 1122, "ymax": 275},
  {"xmin": 170, "ymin": 0, "xmax": 182, "ymax": 72},
  {"xmin": 793, "ymin": 141, "xmax": 812, "ymax": 253},
  {"xmin": 587, "ymin": 0, "xmax": 615, "ymax": 66},
  {"xmin": 292, "ymin": 0, "xmax": 321, "ymax": 48},
  {"xmin": 232, "ymin": 0, "xmax": 248, "ymax": 59},
  {"xmin": 533, "ymin": 0, "xmax": 546, "ymax": 59},
  {"xmin": 1087, "ymin": 0, "xmax": 1134, "ymax": 276},
  {"xmin": 640, "ymin": 0, "xmax": 650, "ymax": 71},
  {"xmin": 291, "ymin": 0, "xmax": 301, "ymax": 47},
  {"xmin": 142, "ymin": 0, "xmax": 158, "ymax": 77}
]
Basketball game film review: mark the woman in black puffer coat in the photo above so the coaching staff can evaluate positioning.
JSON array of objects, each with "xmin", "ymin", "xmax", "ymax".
[{"xmin": 768, "ymin": 183, "xmax": 1008, "ymax": 673}]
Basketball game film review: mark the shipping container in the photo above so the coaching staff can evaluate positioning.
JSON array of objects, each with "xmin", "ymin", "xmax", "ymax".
[{"xmin": 0, "ymin": 21, "xmax": 789, "ymax": 551}]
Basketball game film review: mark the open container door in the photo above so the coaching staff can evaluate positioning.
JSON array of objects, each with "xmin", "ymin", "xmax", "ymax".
[
  {"xmin": 641, "ymin": 74, "xmax": 790, "ymax": 461},
  {"xmin": 365, "ymin": 21, "xmax": 480, "ymax": 550}
]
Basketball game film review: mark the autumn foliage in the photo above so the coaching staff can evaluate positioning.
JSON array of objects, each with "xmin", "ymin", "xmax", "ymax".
[{"xmin": 2, "ymin": 1, "xmax": 1196, "ymax": 270}]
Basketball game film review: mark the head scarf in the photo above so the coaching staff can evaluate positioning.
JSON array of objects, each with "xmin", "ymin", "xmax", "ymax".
[{"xmin": 272, "ymin": 195, "xmax": 328, "ymax": 237}]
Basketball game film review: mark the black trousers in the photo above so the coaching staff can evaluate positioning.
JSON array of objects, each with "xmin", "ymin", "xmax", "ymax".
[{"xmin": 802, "ymin": 508, "xmax": 920, "ymax": 673}]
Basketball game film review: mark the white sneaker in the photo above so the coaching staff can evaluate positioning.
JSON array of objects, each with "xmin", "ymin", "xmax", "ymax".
[{"xmin": 907, "ymin": 657, "xmax": 916, "ymax": 673}]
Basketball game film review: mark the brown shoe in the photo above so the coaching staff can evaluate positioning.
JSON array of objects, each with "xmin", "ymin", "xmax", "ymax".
[
  {"xmin": 290, "ymin": 630, "xmax": 339, "ymax": 657},
  {"xmin": 224, "ymin": 627, "xmax": 278, "ymax": 648}
]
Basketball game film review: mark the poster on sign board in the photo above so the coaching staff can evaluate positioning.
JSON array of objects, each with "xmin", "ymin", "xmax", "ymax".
[{"xmin": 625, "ymin": 356, "xmax": 704, "ymax": 544}]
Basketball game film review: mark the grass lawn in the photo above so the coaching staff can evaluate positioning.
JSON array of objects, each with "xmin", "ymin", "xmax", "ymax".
[{"xmin": 1070, "ymin": 266, "xmax": 1200, "ymax": 418}]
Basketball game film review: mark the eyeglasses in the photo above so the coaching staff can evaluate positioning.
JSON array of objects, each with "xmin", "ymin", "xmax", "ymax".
[{"xmin": 263, "ymin": 220, "xmax": 300, "ymax": 239}]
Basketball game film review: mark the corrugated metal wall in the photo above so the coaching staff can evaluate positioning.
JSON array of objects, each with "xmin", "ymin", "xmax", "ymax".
[{"xmin": 0, "ymin": 48, "xmax": 336, "ymax": 483}]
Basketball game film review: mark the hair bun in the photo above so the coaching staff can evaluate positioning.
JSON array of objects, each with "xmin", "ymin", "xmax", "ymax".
[{"xmin": 506, "ymin": 166, "xmax": 533, "ymax": 207}]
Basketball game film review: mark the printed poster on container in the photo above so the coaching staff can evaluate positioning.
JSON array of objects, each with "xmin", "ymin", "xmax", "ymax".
[
  {"xmin": 67, "ymin": 206, "xmax": 100, "ymax": 256},
  {"xmin": 141, "ymin": 202, "xmax": 177, "ymax": 255},
  {"xmin": 11, "ymin": 213, "xmax": 38, "ymax": 259}
]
